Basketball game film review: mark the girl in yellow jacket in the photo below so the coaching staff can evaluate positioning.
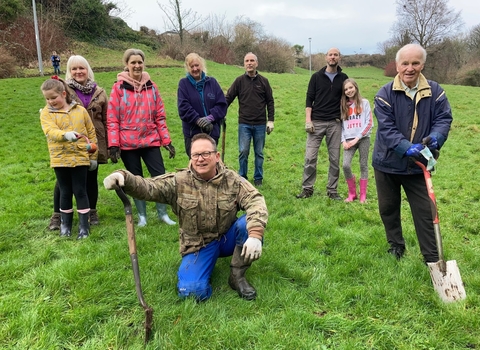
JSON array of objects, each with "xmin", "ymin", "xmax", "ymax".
[{"xmin": 40, "ymin": 77, "xmax": 97, "ymax": 239}]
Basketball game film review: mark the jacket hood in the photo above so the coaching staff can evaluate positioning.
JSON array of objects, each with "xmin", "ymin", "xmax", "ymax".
[{"xmin": 117, "ymin": 71, "xmax": 151, "ymax": 92}]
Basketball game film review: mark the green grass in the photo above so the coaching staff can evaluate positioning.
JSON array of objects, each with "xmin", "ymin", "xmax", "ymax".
[{"xmin": 1, "ymin": 60, "xmax": 480, "ymax": 349}]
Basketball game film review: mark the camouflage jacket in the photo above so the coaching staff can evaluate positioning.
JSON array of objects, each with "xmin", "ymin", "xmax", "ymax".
[{"xmin": 120, "ymin": 161, "xmax": 268, "ymax": 256}]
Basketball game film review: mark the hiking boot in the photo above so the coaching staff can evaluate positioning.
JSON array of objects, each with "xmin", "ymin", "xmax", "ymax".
[
  {"xmin": 254, "ymin": 179, "xmax": 263, "ymax": 187},
  {"xmin": 388, "ymin": 246, "xmax": 405, "ymax": 260},
  {"xmin": 328, "ymin": 192, "xmax": 343, "ymax": 200},
  {"xmin": 296, "ymin": 188, "xmax": 313, "ymax": 199},
  {"xmin": 89, "ymin": 209, "xmax": 99, "ymax": 226},
  {"xmin": 48, "ymin": 212, "xmax": 61, "ymax": 231}
]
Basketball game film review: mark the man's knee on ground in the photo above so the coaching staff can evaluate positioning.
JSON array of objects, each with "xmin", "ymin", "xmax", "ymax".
[{"xmin": 177, "ymin": 280, "xmax": 212, "ymax": 302}]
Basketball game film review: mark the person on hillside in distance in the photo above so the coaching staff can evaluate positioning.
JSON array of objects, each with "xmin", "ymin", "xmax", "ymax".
[
  {"xmin": 107, "ymin": 48, "xmax": 176, "ymax": 227},
  {"xmin": 225, "ymin": 52, "xmax": 275, "ymax": 187},
  {"xmin": 177, "ymin": 53, "xmax": 227, "ymax": 158},
  {"xmin": 40, "ymin": 77, "xmax": 97, "ymax": 239},
  {"xmin": 373, "ymin": 43, "xmax": 452, "ymax": 263},
  {"xmin": 48, "ymin": 55, "xmax": 108, "ymax": 230},
  {"xmin": 103, "ymin": 133, "xmax": 268, "ymax": 301},
  {"xmin": 340, "ymin": 78, "xmax": 374, "ymax": 203},
  {"xmin": 51, "ymin": 51, "xmax": 61, "ymax": 75},
  {"xmin": 296, "ymin": 47, "xmax": 348, "ymax": 200}
]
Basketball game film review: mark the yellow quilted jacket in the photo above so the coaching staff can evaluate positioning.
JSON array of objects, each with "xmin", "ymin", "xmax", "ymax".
[{"xmin": 40, "ymin": 102, "xmax": 97, "ymax": 168}]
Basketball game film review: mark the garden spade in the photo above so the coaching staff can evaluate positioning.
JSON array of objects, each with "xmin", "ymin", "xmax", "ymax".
[
  {"xmin": 115, "ymin": 188, "xmax": 154, "ymax": 343},
  {"xmin": 414, "ymin": 158, "xmax": 466, "ymax": 303}
]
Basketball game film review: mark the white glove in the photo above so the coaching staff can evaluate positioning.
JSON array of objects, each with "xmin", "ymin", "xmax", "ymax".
[
  {"xmin": 241, "ymin": 237, "xmax": 262, "ymax": 264},
  {"xmin": 64, "ymin": 131, "xmax": 79, "ymax": 141},
  {"xmin": 305, "ymin": 122, "xmax": 314, "ymax": 133},
  {"xmin": 89, "ymin": 160, "xmax": 98, "ymax": 171},
  {"xmin": 103, "ymin": 172, "xmax": 125, "ymax": 190},
  {"xmin": 266, "ymin": 121, "xmax": 274, "ymax": 135}
]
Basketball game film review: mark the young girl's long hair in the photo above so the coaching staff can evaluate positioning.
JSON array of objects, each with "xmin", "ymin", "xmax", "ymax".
[
  {"xmin": 340, "ymin": 78, "xmax": 363, "ymax": 120},
  {"xmin": 40, "ymin": 78, "xmax": 72, "ymax": 104}
]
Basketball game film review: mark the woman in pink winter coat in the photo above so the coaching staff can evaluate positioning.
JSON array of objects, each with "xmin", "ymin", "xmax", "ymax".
[{"xmin": 107, "ymin": 48, "xmax": 176, "ymax": 227}]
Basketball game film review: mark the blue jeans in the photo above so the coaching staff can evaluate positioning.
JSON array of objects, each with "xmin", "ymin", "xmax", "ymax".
[
  {"xmin": 238, "ymin": 123, "xmax": 266, "ymax": 181},
  {"xmin": 177, "ymin": 215, "xmax": 249, "ymax": 301}
]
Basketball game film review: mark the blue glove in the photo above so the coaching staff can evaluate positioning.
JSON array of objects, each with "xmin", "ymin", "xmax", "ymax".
[
  {"xmin": 422, "ymin": 135, "xmax": 438, "ymax": 150},
  {"xmin": 405, "ymin": 143, "xmax": 424, "ymax": 157}
]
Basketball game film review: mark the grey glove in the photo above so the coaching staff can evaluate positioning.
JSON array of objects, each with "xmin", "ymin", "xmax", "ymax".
[
  {"xmin": 196, "ymin": 117, "xmax": 213, "ymax": 129},
  {"xmin": 164, "ymin": 143, "xmax": 176, "ymax": 159},
  {"xmin": 202, "ymin": 123, "xmax": 213, "ymax": 133},
  {"xmin": 266, "ymin": 121, "xmax": 274, "ymax": 135},
  {"xmin": 305, "ymin": 122, "xmax": 314, "ymax": 134},
  {"xmin": 64, "ymin": 131, "xmax": 79, "ymax": 141},
  {"xmin": 89, "ymin": 160, "xmax": 98, "ymax": 171}
]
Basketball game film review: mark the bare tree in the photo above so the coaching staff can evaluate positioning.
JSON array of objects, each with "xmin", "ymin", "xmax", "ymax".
[
  {"xmin": 392, "ymin": 0, "xmax": 463, "ymax": 48},
  {"xmin": 157, "ymin": 0, "xmax": 208, "ymax": 45},
  {"xmin": 466, "ymin": 24, "xmax": 480, "ymax": 54}
]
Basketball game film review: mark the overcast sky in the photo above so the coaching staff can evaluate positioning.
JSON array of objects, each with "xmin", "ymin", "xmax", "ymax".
[{"xmin": 119, "ymin": 0, "xmax": 479, "ymax": 55}]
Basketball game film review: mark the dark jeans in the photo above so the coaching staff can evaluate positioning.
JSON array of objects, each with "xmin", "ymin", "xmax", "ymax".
[
  {"xmin": 54, "ymin": 167, "xmax": 89, "ymax": 211},
  {"xmin": 121, "ymin": 147, "xmax": 165, "ymax": 177},
  {"xmin": 53, "ymin": 165, "xmax": 99, "ymax": 212},
  {"xmin": 374, "ymin": 169, "xmax": 438, "ymax": 261}
]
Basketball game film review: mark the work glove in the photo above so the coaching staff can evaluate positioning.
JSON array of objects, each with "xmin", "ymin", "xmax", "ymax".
[
  {"xmin": 405, "ymin": 143, "xmax": 424, "ymax": 158},
  {"xmin": 241, "ymin": 237, "xmax": 262, "ymax": 264},
  {"xmin": 164, "ymin": 143, "xmax": 176, "ymax": 159},
  {"xmin": 196, "ymin": 116, "xmax": 213, "ymax": 129},
  {"xmin": 64, "ymin": 131, "xmax": 79, "ymax": 142},
  {"xmin": 103, "ymin": 172, "xmax": 125, "ymax": 189},
  {"xmin": 266, "ymin": 121, "xmax": 274, "ymax": 135},
  {"xmin": 422, "ymin": 135, "xmax": 438, "ymax": 150},
  {"xmin": 88, "ymin": 160, "xmax": 98, "ymax": 171},
  {"xmin": 109, "ymin": 147, "xmax": 121, "ymax": 163},
  {"xmin": 305, "ymin": 122, "xmax": 314, "ymax": 134}
]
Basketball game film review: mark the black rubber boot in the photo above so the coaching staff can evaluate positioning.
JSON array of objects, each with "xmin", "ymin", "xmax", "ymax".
[
  {"xmin": 60, "ymin": 212, "xmax": 73, "ymax": 237},
  {"xmin": 77, "ymin": 212, "xmax": 90, "ymax": 239},
  {"xmin": 228, "ymin": 246, "xmax": 257, "ymax": 300}
]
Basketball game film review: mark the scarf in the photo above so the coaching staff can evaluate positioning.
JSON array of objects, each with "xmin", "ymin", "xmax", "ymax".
[
  {"xmin": 66, "ymin": 78, "xmax": 96, "ymax": 94},
  {"xmin": 187, "ymin": 72, "xmax": 207, "ymax": 115}
]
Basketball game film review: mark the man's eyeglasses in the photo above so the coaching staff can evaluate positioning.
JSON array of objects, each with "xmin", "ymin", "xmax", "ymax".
[{"xmin": 191, "ymin": 151, "xmax": 216, "ymax": 160}]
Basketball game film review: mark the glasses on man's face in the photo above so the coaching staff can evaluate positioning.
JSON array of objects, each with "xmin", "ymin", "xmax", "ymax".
[{"xmin": 191, "ymin": 150, "xmax": 216, "ymax": 160}]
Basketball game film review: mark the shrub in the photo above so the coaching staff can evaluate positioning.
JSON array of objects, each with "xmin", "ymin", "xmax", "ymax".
[
  {"xmin": 384, "ymin": 60, "xmax": 397, "ymax": 77},
  {"xmin": 455, "ymin": 67, "xmax": 480, "ymax": 87},
  {"xmin": 0, "ymin": 47, "xmax": 17, "ymax": 78}
]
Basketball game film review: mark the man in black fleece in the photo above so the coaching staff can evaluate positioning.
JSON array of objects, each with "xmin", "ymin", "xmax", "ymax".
[
  {"xmin": 296, "ymin": 47, "xmax": 348, "ymax": 200},
  {"xmin": 225, "ymin": 52, "xmax": 275, "ymax": 187}
]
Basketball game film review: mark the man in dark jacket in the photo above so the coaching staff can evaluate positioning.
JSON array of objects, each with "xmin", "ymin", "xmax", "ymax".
[
  {"xmin": 373, "ymin": 43, "xmax": 453, "ymax": 263},
  {"xmin": 225, "ymin": 52, "xmax": 275, "ymax": 187},
  {"xmin": 296, "ymin": 48, "xmax": 348, "ymax": 199}
]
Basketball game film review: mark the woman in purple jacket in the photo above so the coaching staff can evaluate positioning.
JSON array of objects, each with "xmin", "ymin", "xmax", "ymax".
[{"xmin": 177, "ymin": 53, "xmax": 227, "ymax": 158}]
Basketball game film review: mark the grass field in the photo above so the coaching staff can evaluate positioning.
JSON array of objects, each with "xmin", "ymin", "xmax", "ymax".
[{"xmin": 1, "ymin": 54, "xmax": 480, "ymax": 349}]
